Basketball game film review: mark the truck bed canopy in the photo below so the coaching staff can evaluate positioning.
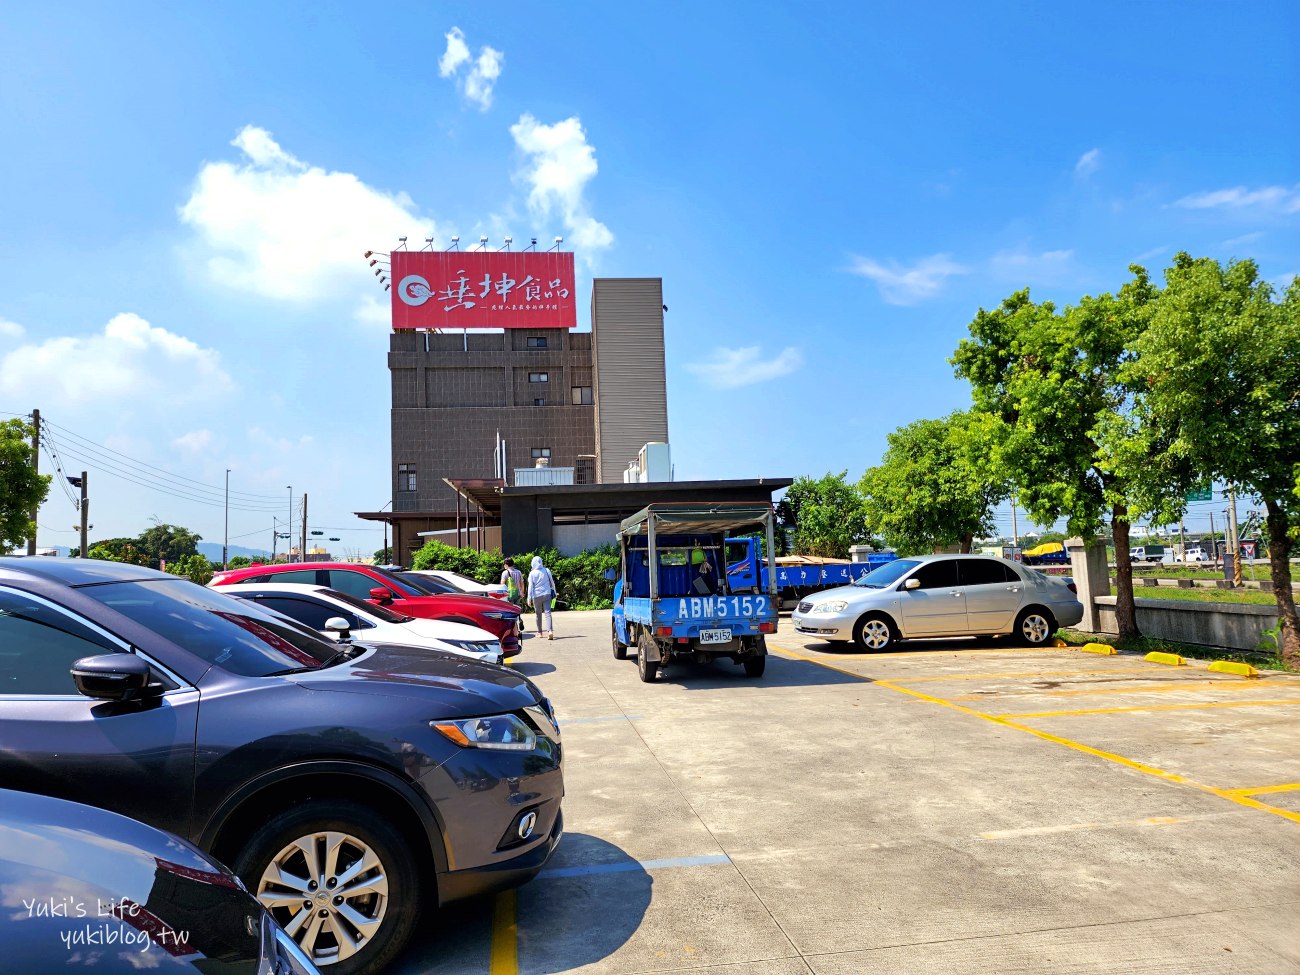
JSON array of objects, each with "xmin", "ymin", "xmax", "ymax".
[{"xmin": 619, "ymin": 502, "xmax": 774, "ymax": 537}]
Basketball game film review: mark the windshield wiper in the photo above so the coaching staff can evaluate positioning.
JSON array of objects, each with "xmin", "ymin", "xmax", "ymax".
[{"xmin": 267, "ymin": 645, "xmax": 359, "ymax": 676}]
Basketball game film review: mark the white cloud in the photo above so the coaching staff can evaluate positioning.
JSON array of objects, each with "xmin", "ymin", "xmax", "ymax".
[
  {"xmin": 438, "ymin": 27, "xmax": 471, "ymax": 78},
  {"xmin": 1075, "ymin": 148, "xmax": 1101, "ymax": 177},
  {"xmin": 0, "ymin": 313, "xmax": 233, "ymax": 408},
  {"xmin": 1133, "ymin": 245, "xmax": 1168, "ymax": 262},
  {"xmin": 172, "ymin": 429, "xmax": 214, "ymax": 453},
  {"xmin": 846, "ymin": 253, "xmax": 968, "ymax": 305},
  {"xmin": 990, "ymin": 247, "xmax": 1074, "ymax": 273},
  {"xmin": 511, "ymin": 114, "xmax": 614, "ymax": 256},
  {"xmin": 439, "ymin": 27, "xmax": 503, "ymax": 110},
  {"xmin": 685, "ymin": 345, "xmax": 804, "ymax": 388},
  {"xmin": 353, "ymin": 293, "xmax": 392, "ymax": 328},
  {"xmin": 0, "ymin": 317, "xmax": 24, "ymax": 340},
  {"xmin": 1173, "ymin": 184, "xmax": 1300, "ymax": 213},
  {"xmin": 1223, "ymin": 231, "xmax": 1265, "ymax": 248},
  {"xmin": 180, "ymin": 125, "xmax": 433, "ymax": 302}
]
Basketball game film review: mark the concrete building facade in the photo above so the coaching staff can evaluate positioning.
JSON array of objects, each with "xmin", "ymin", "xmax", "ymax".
[{"xmin": 365, "ymin": 278, "xmax": 671, "ymax": 563}]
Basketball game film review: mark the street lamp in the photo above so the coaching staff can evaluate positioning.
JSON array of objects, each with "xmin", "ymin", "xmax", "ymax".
[{"xmin": 379, "ymin": 499, "xmax": 395, "ymax": 565}]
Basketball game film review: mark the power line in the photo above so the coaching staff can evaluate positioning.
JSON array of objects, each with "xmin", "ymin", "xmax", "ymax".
[{"xmin": 43, "ymin": 419, "xmax": 293, "ymax": 503}]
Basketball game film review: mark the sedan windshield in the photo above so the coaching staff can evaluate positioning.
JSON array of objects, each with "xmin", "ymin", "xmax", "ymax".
[
  {"xmin": 853, "ymin": 559, "xmax": 919, "ymax": 589},
  {"xmin": 78, "ymin": 579, "xmax": 338, "ymax": 676},
  {"xmin": 393, "ymin": 572, "xmax": 458, "ymax": 595},
  {"xmin": 321, "ymin": 588, "xmax": 414, "ymax": 623}
]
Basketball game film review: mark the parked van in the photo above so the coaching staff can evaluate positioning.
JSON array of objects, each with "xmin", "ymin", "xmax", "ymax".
[
  {"xmin": 1130, "ymin": 545, "xmax": 1165, "ymax": 562},
  {"xmin": 1182, "ymin": 546, "xmax": 1210, "ymax": 562}
]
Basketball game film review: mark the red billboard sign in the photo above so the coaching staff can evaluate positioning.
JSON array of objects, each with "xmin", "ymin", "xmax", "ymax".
[{"xmin": 390, "ymin": 251, "xmax": 576, "ymax": 329}]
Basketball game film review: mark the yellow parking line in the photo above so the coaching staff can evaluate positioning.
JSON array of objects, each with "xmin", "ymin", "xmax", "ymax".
[
  {"xmin": 488, "ymin": 890, "xmax": 517, "ymax": 975},
  {"xmin": 769, "ymin": 647, "xmax": 1300, "ymax": 827},
  {"xmin": 1002, "ymin": 700, "xmax": 1300, "ymax": 718},
  {"xmin": 1223, "ymin": 783, "xmax": 1300, "ymax": 797},
  {"xmin": 894, "ymin": 667, "xmax": 1179, "ymax": 683},
  {"xmin": 946, "ymin": 680, "xmax": 1267, "ymax": 701},
  {"xmin": 982, "ymin": 815, "xmax": 1206, "ymax": 839}
]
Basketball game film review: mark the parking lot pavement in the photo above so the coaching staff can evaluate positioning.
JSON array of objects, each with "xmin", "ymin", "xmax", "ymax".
[{"xmin": 392, "ymin": 612, "xmax": 1300, "ymax": 975}]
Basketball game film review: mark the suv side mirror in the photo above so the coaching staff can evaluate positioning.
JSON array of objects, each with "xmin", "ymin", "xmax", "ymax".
[
  {"xmin": 323, "ymin": 617, "xmax": 352, "ymax": 640},
  {"xmin": 603, "ymin": 568, "xmax": 616, "ymax": 581},
  {"xmin": 71, "ymin": 654, "xmax": 156, "ymax": 702},
  {"xmin": 902, "ymin": 578, "xmax": 921, "ymax": 591},
  {"xmin": 369, "ymin": 587, "xmax": 393, "ymax": 603}
]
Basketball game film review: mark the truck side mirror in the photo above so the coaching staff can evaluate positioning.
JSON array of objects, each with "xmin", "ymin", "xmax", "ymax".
[{"xmin": 603, "ymin": 569, "xmax": 616, "ymax": 581}]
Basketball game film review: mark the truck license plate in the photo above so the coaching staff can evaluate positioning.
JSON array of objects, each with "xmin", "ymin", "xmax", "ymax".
[{"xmin": 699, "ymin": 629, "xmax": 732, "ymax": 644}]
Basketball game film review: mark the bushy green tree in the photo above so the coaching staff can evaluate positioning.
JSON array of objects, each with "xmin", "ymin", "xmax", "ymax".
[
  {"xmin": 166, "ymin": 553, "xmax": 213, "ymax": 586},
  {"xmin": 951, "ymin": 271, "xmax": 1169, "ymax": 639},
  {"xmin": 0, "ymin": 418, "xmax": 50, "ymax": 552},
  {"xmin": 779, "ymin": 472, "xmax": 870, "ymax": 559},
  {"xmin": 1127, "ymin": 255, "xmax": 1300, "ymax": 664},
  {"xmin": 137, "ymin": 523, "xmax": 202, "ymax": 567},
  {"xmin": 860, "ymin": 411, "xmax": 1009, "ymax": 556}
]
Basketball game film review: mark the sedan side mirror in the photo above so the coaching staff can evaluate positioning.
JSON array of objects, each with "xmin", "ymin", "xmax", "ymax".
[
  {"xmin": 71, "ymin": 654, "xmax": 156, "ymax": 702},
  {"xmin": 323, "ymin": 617, "xmax": 352, "ymax": 640},
  {"xmin": 902, "ymin": 578, "xmax": 921, "ymax": 591},
  {"xmin": 369, "ymin": 587, "xmax": 393, "ymax": 603}
]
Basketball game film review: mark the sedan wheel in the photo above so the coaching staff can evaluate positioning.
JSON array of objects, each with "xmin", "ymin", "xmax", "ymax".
[
  {"xmin": 1016, "ymin": 608, "xmax": 1056, "ymax": 646},
  {"xmin": 854, "ymin": 615, "xmax": 895, "ymax": 652},
  {"xmin": 237, "ymin": 800, "xmax": 418, "ymax": 974}
]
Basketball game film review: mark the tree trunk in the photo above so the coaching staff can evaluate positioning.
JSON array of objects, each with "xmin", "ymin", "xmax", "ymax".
[
  {"xmin": 960, "ymin": 532, "xmax": 973, "ymax": 554},
  {"xmin": 1111, "ymin": 506, "xmax": 1140, "ymax": 640},
  {"xmin": 1263, "ymin": 499, "xmax": 1299, "ymax": 667}
]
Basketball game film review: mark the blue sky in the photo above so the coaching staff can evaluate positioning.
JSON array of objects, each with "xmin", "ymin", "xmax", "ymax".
[{"xmin": 1, "ymin": 2, "xmax": 1296, "ymax": 554}]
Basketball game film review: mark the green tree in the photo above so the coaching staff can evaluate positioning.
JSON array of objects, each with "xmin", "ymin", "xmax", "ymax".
[
  {"xmin": 90, "ymin": 537, "xmax": 150, "ymax": 565},
  {"xmin": 779, "ymin": 472, "xmax": 870, "ymax": 559},
  {"xmin": 136, "ymin": 523, "xmax": 202, "ymax": 567},
  {"xmin": 0, "ymin": 418, "xmax": 50, "ymax": 552},
  {"xmin": 951, "ymin": 270, "xmax": 1170, "ymax": 639},
  {"xmin": 166, "ymin": 553, "xmax": 213, "ymax": 586},
  {"xmin": 1128, "ymin": 255, "xmax": 1300, "ymax": 664},
  {"xmin": 859, "ymin": 411, "xmax": 1010, "ymax": 556}
]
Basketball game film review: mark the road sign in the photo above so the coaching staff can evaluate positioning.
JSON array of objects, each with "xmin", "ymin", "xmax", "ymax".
[{"xmin": 1185, "ymin": 485, "xmax": 1212, "ymax": 502}]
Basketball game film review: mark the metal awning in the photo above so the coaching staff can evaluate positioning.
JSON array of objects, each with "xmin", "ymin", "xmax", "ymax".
[
  {"xmin": 619, "ymin": 501, "xmax": 774, "ymax": 536},
  {"xmin": 443, "ymin": 478, "xmax": 506, "ymax": 520}
]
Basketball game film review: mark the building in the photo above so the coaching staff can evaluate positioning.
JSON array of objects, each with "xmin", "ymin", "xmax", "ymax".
[{"xmin": 360, "ymin": 278, "xmax": 675, "ymax": 563}]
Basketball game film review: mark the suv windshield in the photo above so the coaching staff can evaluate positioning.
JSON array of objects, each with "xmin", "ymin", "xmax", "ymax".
[
  {"xmin": 394, "ymin": 572, "xmax": 458, "ymax": 595},
  {"xmin": 78, "ymin": 579, "xmax": 337, "ymax": 676},
  {"xmin": 853, "ymin": 559, "xmax": 919, "ymax": 589}
]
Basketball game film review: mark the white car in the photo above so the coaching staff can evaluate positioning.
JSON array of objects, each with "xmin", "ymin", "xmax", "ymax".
[
  {"xmin": 404, "ymin": 568, "xmax": 511, "ymax": 599},
  {"xmin": 1182, "ymin": 547, "xmax": 1211, "ymax": 562},
  {"xmin": 217, "ymin": 582, "xmax": 506, "ymax": 664}
]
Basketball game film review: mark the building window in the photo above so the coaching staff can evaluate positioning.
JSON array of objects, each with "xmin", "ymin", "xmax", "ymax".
[
  {"xmin": 571, "ymin": 385, "xmax": 593, "ymax": 405},
  {"xmin": 529, "ymin": 372, "xmax": 549, "ymax": 383},
  {"xmin": 531, "ymin": 448, "xmax": 551, "ymax": 459},
  {"xmin": 533, "ymin": 397, "xmax": 545, "ymax": 407},
  {"xmin": 526, "ymin": 336, "xmax": 548, "ymax": 349},
  {"xmin": 398, "ymin": 464, "xmax": 416, "ymax": 493}
]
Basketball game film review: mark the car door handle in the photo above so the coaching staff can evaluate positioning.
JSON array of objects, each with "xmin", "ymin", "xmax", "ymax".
[
  {"xmin": 1006, "ymin": 587, "xmax": 1020, "ymax": 592},
  {"xmin": 952, "ymin": 592, "xmax": 964, "ymax": 598}
]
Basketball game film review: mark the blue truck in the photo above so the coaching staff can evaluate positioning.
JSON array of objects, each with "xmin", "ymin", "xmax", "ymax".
[
  {"xmin": 723, "ymin": 540, "xmax": 897, "ymax": 604},
  {"xmin": 611, "ymin": 502, "xmax": 780, "ymax": 682}
]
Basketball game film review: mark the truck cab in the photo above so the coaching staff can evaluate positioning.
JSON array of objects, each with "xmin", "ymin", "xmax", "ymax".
[{"xmin": 611, "ymin": 502, "xmax": 779, "ymax": 682}]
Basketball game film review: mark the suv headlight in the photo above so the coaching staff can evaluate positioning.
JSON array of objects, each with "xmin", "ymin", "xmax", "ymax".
[
  {"xmin": 443, "ymin": 638, "xmax": 501, "ymax": 657},
  {"xmin": 481, "ymin": 610, "xmax": 518, "ymax": 621},
  {"xmin": 431, "ymin": 713, "xmax": 536, "ymax": 750},
  {"xmin": 812, "ymin": 600, "xmax": 848, "ymax": 614}
]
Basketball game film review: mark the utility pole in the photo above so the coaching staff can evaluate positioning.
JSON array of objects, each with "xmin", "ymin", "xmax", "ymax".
[
  {"xmin": 27, "ymin": 408, "xmax": 39, "ymax": 555},
  {"xmin": 78, "ymin": 470, "xmax": 88, "ymax": 559},
  {"xmin": 1208, "ymin": 512, "xmax": 1216, "ymax": 560},
  {"xmin": 1227, "ymin": 484, "xmax": 1242, "ymax": 587},
  {"xmin": 1010, "ymin": 500, "xmax": 1019, "ymax": 548},
  {"xmin": 223, "ymin": 468, "xmax": 231, "ymax": 570},
  {"xmin": 300, "ymin": 494, "xmax": 308, "ymax": 563},
  {"xmin": 1179, "ymin": 517, "xmax": 1186, "ymax": 561},
  {"xmin": 271, "ymin": 518, "xmax": 278, "ymax": 563},
  {"xmin": 287, "ymin": 486, "xmax": 293, "ymax": 562}
]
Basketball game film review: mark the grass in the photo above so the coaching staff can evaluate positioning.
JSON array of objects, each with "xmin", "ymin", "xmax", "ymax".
[
  {"xmin": 1127, "ymin": 563, "xmax": 1275, "ymax": 582},
  {"xmin": 1112, "ymin": 584, "xmax": 1280, "ymax": 605},
  {"xmin": 1059, "ymin": 628, "xmax": 1293, "ymax": 672}
]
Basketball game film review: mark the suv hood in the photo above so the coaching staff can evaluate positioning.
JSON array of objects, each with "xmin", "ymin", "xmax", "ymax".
[{"xmin": 289, "ymin": 642, "xmax": 542, "ymax": 716}]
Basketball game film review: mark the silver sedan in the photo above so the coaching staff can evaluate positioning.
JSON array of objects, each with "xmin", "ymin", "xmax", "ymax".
[{"xmin": 791, "ymin": 553, "xmax": 1084, "ymax": 651}]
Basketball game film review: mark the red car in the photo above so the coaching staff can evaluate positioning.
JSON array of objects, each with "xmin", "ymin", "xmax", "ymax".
[{"xmin": 210, "ymin": 562, "xmax": 522, "ymax": 656}]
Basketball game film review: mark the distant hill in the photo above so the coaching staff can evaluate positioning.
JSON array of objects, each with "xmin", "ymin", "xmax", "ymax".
[{"xmin": 198, "ymin": 542, "xmax": 273, "ymax": 562}]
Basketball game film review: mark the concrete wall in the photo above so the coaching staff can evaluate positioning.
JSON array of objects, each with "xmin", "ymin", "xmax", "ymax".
[{"xmin": 1092, "ymin": 596, "xmax": 1278, "ymax": 651}]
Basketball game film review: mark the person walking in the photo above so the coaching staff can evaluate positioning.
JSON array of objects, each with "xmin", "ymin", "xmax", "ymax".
[
  {"xmin": 501, "ymin": 558, "xmax": 526, "ymax": 631},
  {"xmin": 526, "ymin": 555, "xmax": 557, "ymax": 640}
]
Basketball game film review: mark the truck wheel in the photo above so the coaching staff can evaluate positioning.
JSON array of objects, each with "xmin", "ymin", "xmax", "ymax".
[
  {"xmin": 743, "ymin": 656, "xmax": 766, "ymax": 678},
  {"xmin": 235, "ymin": 799, "xmax": 419, "ymax": 975},
  {"xmin": 853, "ymin": 614, "xmax": 896, "ymax": 652},
  {"xmin": 612, "ymin": 619, "xmax": 628, "ymax": 660},
  {"xmin": 637, "ymin": 646, "xmax": 658, "ymax": 682}
]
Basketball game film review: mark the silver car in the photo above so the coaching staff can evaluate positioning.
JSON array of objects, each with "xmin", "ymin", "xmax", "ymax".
[{"xmin": 791, "ymin": 553, "xmax": 1084, "ymax": 651}]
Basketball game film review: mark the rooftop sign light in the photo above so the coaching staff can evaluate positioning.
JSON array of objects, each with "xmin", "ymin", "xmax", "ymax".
[{"xmin": 390, "ymin": 251, "xmax": 576, "ymax": 330}]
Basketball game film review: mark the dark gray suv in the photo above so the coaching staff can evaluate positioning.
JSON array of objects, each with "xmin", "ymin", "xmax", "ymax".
[{"xmin": 0, "ymin": 557, "xmax": 563, "ymax": 974}]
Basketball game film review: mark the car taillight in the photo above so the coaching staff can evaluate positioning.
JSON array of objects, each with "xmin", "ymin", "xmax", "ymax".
[
  {"xmin": 1067, "ymin": 582, "xmax": 1077, "ymax": 594},
  {"xmin": 758, "ymin": 622, "xmax": 776, "ymax": 633},
  {"xmin": 655, "ymin": 626, "xmax": 673, "ymax": 637}
]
